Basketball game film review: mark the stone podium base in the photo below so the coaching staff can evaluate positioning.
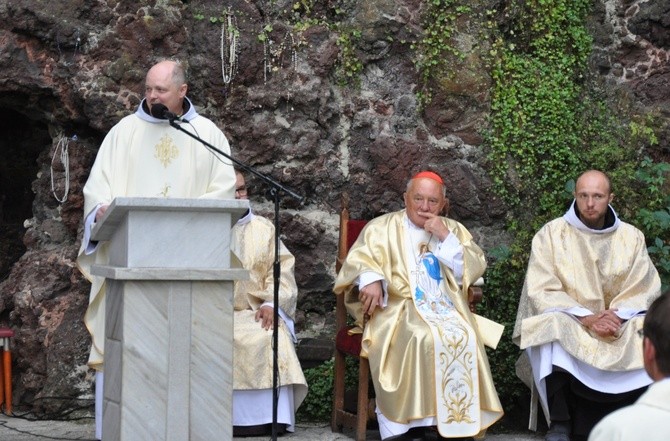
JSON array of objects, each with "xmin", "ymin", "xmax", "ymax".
[{"xmin": 95, "ymin": 267, "xmax": 246, "ymax": 441}]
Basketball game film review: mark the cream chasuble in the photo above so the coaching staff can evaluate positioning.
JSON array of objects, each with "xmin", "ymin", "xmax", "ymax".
[
  {"xmin": 77, "ymin": 98, "xmax": 236, "ymax": 370},
  {"xmin": 334, "ymin": 210, "xmax": 503, "ymax": 437},
  {"xmin": 230, "ymin": 213, "xmax": 307, "ymax": 407},
  {"xmin": 513, "ymin": 203, "xmax": 661, "ymax": 371}
]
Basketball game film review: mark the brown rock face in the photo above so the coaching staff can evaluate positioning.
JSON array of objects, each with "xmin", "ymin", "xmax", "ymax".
[{"xmin": 0, "ymin": 0, "xmax": 667, "ymax": 415}]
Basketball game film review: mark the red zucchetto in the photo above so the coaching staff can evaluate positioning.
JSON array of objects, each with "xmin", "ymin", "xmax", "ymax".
[{"xmin": 412, "ymin": 171, "xmax": 444, "ymax": 185}]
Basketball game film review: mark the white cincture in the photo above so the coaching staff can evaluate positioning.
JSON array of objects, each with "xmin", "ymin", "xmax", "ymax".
[
  {"xmin": 50, "ymin": 134, "xmax": 72, "ymax": 203},
  {"xmin": 220, "ymin": 9, "xmax": 239, "ymax": 85}
]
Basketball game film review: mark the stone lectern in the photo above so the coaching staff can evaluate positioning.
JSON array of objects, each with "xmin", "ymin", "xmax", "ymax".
[{"xmin": 90, "ymin": 197, "xmax": 249, "ymax": 441}]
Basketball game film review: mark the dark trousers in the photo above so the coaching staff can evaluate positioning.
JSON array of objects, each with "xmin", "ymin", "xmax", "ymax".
[{"xmin": 546, "ymin": 370, "xmax": 646, "ymax": 439}]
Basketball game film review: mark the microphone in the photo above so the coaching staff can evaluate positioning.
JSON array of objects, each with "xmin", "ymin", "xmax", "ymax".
[{"xmin": 150, "ymin": 103, "xmax": 187, "ymax": 123}]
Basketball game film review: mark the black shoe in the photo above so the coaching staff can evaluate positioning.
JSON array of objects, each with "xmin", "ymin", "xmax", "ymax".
[
  {"xmin": 233, "ymin": 423, "xmax": 287, "ymax": 437},
  {"xmin": 427, "ymin": 425, "xmax": 474, "ymax": 440},
  {"xmin": 385, "ymin": 427, "xmax": 427, "ymax": 441},
  {"xmin": 384, "ymin": 435, "xmax": 425, "ymax": 441}
]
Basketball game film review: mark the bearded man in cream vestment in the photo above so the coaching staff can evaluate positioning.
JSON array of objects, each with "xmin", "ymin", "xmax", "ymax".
[
  {"xmin": 77, "ymin": 60, "xmax": 236, "ymax": 439},
  {"xmin": 334, "ymin": 171, "xmax": 503, "ymax": 441},
  {"xmin": 230, "ymin": 171, "xmax": 307, "ymax": 435},
  {"xmin": 513, "ymin": 170, "xmax": 661, "ymax": 441}
]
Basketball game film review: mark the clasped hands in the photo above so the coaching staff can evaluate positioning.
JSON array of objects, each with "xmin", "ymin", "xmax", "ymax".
[{"xmin": 579, "ymin": 309, "xmax": 622, "ymax": 337}]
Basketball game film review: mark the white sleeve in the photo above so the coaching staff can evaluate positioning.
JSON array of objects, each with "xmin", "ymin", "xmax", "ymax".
[
  {"xmin": 83, "ymin": 204, "xmax": 102, "ymax": 255},
  {"xmin": 434, "ymin": 233, "xmax": 464, "ymax": 284}
]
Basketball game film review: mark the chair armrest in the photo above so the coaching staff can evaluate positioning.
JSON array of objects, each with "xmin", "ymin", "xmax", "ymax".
[{"xmin": 467, "ymin": 285, "xmax": 483, "ymax": 313}]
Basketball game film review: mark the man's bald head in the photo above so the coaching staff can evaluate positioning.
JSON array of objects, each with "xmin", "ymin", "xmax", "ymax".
[
  {"xmin": 145, "ymin": 59, "xmax": 188, "ymax": 116},
  {"xmin": 576, "ymin": 170, "xmax": 611, "ymax": 194}
]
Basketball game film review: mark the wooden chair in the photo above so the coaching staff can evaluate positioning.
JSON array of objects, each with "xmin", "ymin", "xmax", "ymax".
[
  {"xmin": 331, "ymin": 197, "xmax": 371, "ymax": 441},
  {"xmin": 330, "ymin": 197, "xmax": 483, "ymax": 441}
]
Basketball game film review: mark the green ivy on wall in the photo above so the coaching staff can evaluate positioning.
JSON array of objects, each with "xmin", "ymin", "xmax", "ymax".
[
  {"xmin": 412, "ymin": 0, "xmax": 470, "ymax": 106},
  {"xmin": 487, "ymin": 0, "xmax": 592, "ymax": 222},
  {"xmin": 334, "ymin": 27, "xmax": 364, "ymax": 87}
]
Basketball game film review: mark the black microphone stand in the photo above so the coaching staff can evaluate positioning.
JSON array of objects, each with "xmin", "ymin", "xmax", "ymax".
[{"xmin": 166, "ymin": 118, "xmax": 303, "ymax": 441}]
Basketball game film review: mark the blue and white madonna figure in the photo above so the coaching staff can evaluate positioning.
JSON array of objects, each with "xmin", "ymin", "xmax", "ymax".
[{"xmin": 410, "ymin": 247, "xmax": 480, "ymax": 433}]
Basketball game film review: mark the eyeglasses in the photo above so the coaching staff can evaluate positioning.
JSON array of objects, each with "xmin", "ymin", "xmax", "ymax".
[
  {"xmin": 235, "ymin": 186, "xmax": 248, "ymax": 196},
  {"xmin": 411, "ymin": 196, "xmax": 441, "ymax": 207}
]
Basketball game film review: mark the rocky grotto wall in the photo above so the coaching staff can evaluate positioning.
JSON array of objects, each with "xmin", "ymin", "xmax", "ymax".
[{"xmin": 0, "ymin": 0, "xmax": 667, "ymax": 414}]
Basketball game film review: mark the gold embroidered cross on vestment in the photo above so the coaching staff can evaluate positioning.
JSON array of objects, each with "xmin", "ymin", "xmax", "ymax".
[{"xmin": 154, "ymin": 135, "xmax": 179, "ymax": 167}]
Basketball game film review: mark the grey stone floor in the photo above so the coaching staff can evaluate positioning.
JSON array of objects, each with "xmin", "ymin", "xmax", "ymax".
[{"xmin": 0, "ymin": 414, "xmax": 544, "ymax": 441}]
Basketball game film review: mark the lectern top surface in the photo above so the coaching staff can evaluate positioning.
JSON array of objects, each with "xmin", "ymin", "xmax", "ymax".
[{"xmin": 91, "ymin": 197, "xmax": 248, "ymax": 241}]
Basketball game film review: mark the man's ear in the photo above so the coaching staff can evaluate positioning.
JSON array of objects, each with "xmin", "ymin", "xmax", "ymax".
[
  {"xmin": 608, "ymin": 193, "xmax": 615, "ymax": 204},
  {"xmin": 442, "ymin": 198, "xmax": 450, "ymax": 216},
  {"xmin": 643, "ymin": 337, "xmax": 658, "ymax": 378}
]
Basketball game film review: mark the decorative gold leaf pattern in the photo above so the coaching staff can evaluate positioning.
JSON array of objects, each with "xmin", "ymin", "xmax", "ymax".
[
  {"xmin": 154, "ymin": 135, "xmax": 179, "ymax": 167},
  {"xmin": 437, "ymin": 324, "xmax": 476, "ymax": 424}
]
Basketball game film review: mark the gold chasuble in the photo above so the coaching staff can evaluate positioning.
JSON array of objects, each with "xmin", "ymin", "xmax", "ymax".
[
  {"xmin": 230, "ymin": 214, "xmax": 307, "ymax": 406},
  {"xmin": 334, "ymin": 210, "xmax": 503, "ymax": 438},
  {"xmin": 77, "ymin": 99, "xmax": 236, "ymax": 370},
  {"xmin": 513, "ymin": 213, "xmax": 661, "ymax": 371}
]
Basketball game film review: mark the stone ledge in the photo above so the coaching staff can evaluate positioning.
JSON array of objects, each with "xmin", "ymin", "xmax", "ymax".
[{"xmin": 296, "ymin": 337, "xmax": 334, "ymax": 369}]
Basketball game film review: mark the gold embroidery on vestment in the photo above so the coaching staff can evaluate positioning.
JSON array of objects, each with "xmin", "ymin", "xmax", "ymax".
[
  {"xmin": 154, "ymin": 135, "xmax": 179, "ymax": 167},
  {"xmin": 437, "ymin": 325, "xmax": 476, "ymax": 424}
]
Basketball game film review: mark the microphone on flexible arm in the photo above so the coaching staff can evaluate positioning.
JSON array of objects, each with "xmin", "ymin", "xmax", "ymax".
[{"xmin": 149, "ymin": 103, "xmax": 188, "ymax": 123}]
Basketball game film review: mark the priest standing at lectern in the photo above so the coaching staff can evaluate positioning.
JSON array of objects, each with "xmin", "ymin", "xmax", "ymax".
[{"xmin": 76, "ymin": 59, "xmax": 236, "ymax": 440}]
